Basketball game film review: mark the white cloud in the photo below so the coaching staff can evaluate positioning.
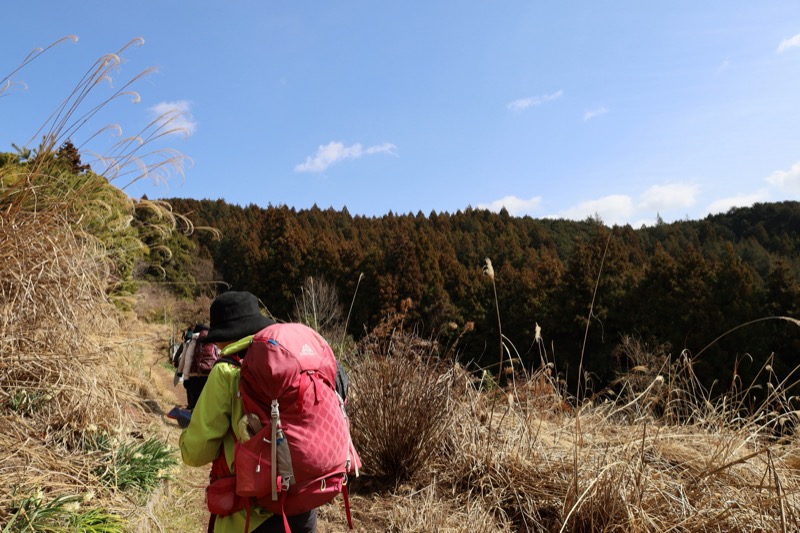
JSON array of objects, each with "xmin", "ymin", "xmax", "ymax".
[
  {"xmin": 553, "ymin": 195, "xmax": 635, "ymax": 226},
  {"xmin": 765, "ymin": 161, "xmax": 800, "ymax": 191},
  {"xmin": 149, "ymin": 100, "xmax": 197, "ymax": 137},
  {"xmin": 583, "ymin": 106, "xmax": 608, "ymax": 121},
  {"xmin": 777, "ymin": 33, "xmax": 800, "ymax": 53},
  {"xmin": 638, "ymin": 183, "xmax": 699, "ymax": 211},
  {"xmin": 364, "ymin": 143, "xmax": 397, "ymax": 156},
  {"xmin": 705, "ymin": 190, "xmax": 770, "ymax": 216},
  {"xmin": 507, "ymin": 90, "xmax": 563, "ymax": 112},
  {"xmin": 295, "ymin": 141, "xmax": 397, "ymax": 173},
  {"xmin": 478, "ymin": 195, "xmax": 542, "ymax": 215}
]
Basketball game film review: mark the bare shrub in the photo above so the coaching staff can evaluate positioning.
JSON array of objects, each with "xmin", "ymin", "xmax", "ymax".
[
  {"xmin": 612, "ymin": 334, "xmax": 672, "ymax": 391},
  {"xmin": 133, "ymin": 283, "xmax": 211, "ymax": 327},
  {"xmin": 348, "ymin": 330, "xmax": 459, "ymax": 484},
  {"xmin": 292, "ymin": 276, "xmax": 343, "ymax": 340},
  {"xmin": 606, "ymin": 334, "xmax": 674, "ymax": 420}
]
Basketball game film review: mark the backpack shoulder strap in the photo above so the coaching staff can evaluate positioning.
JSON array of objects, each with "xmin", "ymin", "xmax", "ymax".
[
  {"xmin": 212, "ymin": 334, "xmax": 255, "ymax": 369},
  {"xmin": 214, "ymin": 354, "xmax": 242, "ymax": 368}
]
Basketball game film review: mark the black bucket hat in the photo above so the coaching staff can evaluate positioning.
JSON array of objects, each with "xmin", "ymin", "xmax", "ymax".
[{"xmin": 204, "ymin": 291, "xmax": 274, "ymax": 343}]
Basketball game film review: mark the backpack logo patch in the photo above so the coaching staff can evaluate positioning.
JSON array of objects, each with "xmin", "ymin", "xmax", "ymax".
[{"xmin": 300, "ymin": 343, "xmax": 316, "ymax": 356}]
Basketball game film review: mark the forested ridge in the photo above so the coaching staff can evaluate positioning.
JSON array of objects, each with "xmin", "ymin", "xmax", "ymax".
[{"xmin": 166, "ymin": 198, "xmax": 800, "ymax": 395}]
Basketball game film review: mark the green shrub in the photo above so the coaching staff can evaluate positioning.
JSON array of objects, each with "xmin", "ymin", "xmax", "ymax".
[
  {"xmin": 3, "ymin": 490, "xmax": 126, "ymax": 533},
  {"xmin": 5, "ymin": 389, "xmax": 51, "ymax": 416},
  {"xmin": 94, "ymin": 436, "xmax": 178, "ymax": 496}
]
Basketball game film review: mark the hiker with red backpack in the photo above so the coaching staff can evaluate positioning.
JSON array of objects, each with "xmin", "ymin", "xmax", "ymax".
[
  {"xmin": 179, "ymin": 291, "xmax": 359, "ymax": 533},
  {"xmin": 173, "ymin": 324, "xmax": 221, "ymax": 410}
]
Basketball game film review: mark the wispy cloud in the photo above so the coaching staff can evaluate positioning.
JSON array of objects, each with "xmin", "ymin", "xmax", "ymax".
[
  {"xmin": 553, "ymin": 194, "xmax": 635, "ymax": 226},
  {"xmin": 583, "ymin": 106, "xmax": 608, "ymax": 121},
  {"xmin": 478, "ymin": 195, "xmax": 542, "ymax": 215},
  {"xmin": 705, "ymin": 190, "xmax": 770, "ymax": 216},
  {"xmin": 549, "ymin": 183, "xmax": 698, "ymax": 226},
  {"xmin": 638, "ymin": 183, "xmax": 698, "ymax": 211},
  {"xmin": 149, "ymin": 100, "xmax": 197, "ymax": 137},
  {"xmin": 765, "ymin": 161, "xmax": 800, "ymax": 191},
  {"xmin": 294, "ymin": 141, "xmax": 397, "ymax": 173},
  {"xmin": 716, "ymin": 59, "xmax": 730, "ymax": 73},
  {"xmin": 777, "ymin": 33, "xmax": 800, "ymax": 53},
  {"xmin": 507, "ymin": 90, "xmax": 563, "ymax": 112},
  {"xmin": 530, "ymin": 170, "xmax": 783, "ymax": 226}
]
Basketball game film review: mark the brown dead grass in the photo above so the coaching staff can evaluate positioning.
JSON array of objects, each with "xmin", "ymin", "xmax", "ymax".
[
  {"xmin": 341, "ymin": 328, "xmax": 800, "ymax": 532},
  {"xmin": 0, "ymin": 211, "xmax": 185, "ymax": 526},
  {"xmin": 0, "ymin": 37, "xmax": 218, "ymax": 531}
]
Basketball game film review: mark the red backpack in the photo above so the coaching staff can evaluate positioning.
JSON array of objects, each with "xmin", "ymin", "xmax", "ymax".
[
  {"xmin": 207, "ymin": 323, "xmax": 361, "ymax": 532},
  {"xmin": 193, "ymin": 329, "xmax": 220, "ymax": 374}
]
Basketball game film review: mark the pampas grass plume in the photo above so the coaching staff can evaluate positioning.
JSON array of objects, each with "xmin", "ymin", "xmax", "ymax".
[{"xmin": 483, "ymin": 257, "xmax": 494, "ymax": 279}]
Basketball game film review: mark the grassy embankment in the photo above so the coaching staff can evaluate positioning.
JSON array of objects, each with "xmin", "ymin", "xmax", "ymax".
[{"xmin": 0, "ymin": 37, "xmax": 204, "ymax": 531}]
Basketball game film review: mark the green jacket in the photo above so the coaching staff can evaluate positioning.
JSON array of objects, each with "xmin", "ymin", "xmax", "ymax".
[{"xmin": 179, "ymin": 354, "xmax": 272, "ymax": 532}]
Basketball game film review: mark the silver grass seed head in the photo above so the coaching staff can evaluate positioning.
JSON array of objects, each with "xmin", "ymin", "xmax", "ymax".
[{"xmin": 483, "ymin": 257, "xmax": 494, "ymax": 280}]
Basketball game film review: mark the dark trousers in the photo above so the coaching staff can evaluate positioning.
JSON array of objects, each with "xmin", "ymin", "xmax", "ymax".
[
  {"xmin": 184, "ymin": 376, "xmax": 208, "ymax": 410},
  {"xmin": 252, "ymin": 509, "xmax": 317, "ymax": 533}
]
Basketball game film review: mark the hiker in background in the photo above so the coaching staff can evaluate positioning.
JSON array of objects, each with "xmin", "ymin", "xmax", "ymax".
[
  {"xmin": 173, "ymin": 324, "xmax": 220, "ymax": 410},
  {"xmin": 179, "ymin": 291, "xmax": 317, "ymax": 533},
  {"xmin": 171, "ymin": 326, "xmax": 194, "ymax": 368},
  {"xmin": 171, "ymin": 326, "xmax": 195, "ymax": 386}
]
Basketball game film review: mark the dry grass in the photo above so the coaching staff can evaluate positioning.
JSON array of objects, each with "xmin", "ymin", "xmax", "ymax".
[
  {"xmin": 133, "ymin": 282, "xmax": 212, "ymax": 327},
  {"xmin": 0, "ymin": 37, "xmax": 196, "ymax": 530},
  {"xmin": 0, "ymin": 209, "xmax": 177, "ymax": 524},
  {"xmin": 344, "ymin": 326, "xmax": 800, "ymax": 532}
]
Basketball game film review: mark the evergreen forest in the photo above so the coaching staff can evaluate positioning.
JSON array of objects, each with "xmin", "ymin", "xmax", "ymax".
[{"xmin": 164, "ymin": 198, "xmax": 800, "ymax": 397}]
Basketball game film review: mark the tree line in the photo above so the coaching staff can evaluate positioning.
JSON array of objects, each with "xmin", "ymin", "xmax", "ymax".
[{"xmin": 163, "ymin": 198, "xmax": 800, "ymax": 395}]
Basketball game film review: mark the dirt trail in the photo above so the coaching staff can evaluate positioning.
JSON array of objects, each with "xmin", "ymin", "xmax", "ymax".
[{"xmin": 135, "ymin": 322, "xmax": 210, "ymax": 532}]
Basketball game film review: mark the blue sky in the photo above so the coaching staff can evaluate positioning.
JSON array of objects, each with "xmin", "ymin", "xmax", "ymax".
[{"xmin": 2, "ymin": 1, "xmax": 799, "ymax": 226}]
